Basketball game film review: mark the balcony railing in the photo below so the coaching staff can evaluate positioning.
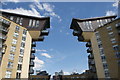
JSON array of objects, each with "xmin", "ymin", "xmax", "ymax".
[
  {"xmin": 73, "ymin": 30, "xmax": 81, "ymax": 36},
  {"xmin": 78, "ymin": 36, "xmax": 84, "ymax": 41},
  {"xmin": 88, "ymin": 54, "xmax": 94, "ymax": 59},
  {"xmin": 31, "ymin": 48, "xmax": 35, "ymax": 53},
  {"xmin": 0, "ymin": 28, "xmax": 8, "ymax": 34},
  {"xmin": 87, "ymin": 47, "xmax": 92, "ymax": 53},
  {"xmin": 30, "ymin": 54, "xmax": 35, "ymax": 60},
  {"xmin": 116, "ymin": 23, "xmax": 120, "ymax": 29},
  {"xmin": 31, "ymin": 42, "xmax": 36, "ymax": 47},
  {"xmin": 86, "ymin": 42, "xmax": 91, "ymax": 47},
  {"xmin": 29, "ymin": 68, "xmax": 34, "ymax": 74},
  {"xmin": 30, "ymin": 60, "xmax": 34, "ymax": 67},
  {"xmin": 40, "ymin": 30, "xmax": 49, "ymax": 36}
]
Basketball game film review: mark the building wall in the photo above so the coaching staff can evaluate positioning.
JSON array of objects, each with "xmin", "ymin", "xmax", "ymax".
[
  {"xmin": 0, "ymin": 17, "xmax": 32, "ymax": 79},
  {"xmin": 21, "ymin": 31, "xmax": 32, "ymax": 78},
  {"xmin": 90, "ymin": 33, "xmax": 105, "ymax": 78}
]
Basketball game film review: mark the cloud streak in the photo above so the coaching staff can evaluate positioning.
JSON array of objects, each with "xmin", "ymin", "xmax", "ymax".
[
  {"xmin": 41, "ymin": 53, "xmax": 52, "ymax": 58},
  {"xmin": 34, "ymin": 57, "xmax": 44, "ymax": 69}
]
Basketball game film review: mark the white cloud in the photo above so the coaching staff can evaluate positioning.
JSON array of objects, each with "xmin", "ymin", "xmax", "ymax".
[
  {"xmin": 66, "ymin": 32, "xmax": 70, "ymax": 35},
  {"xmin": 35, "ymin": 3, "xmax": 62, "ymax": 21},
  {"xmin": 0, "ymin": 7, "xmax": 43, "ymax": 18},
  {"xmin": 41, "ymin": 53, "xmax": 52, "ymax": 58},
  {"xmin": 34, "ymin": 57, "xmax": 44, "ymax": 69},
  {"xmin": 36, "ymin": 49, "xmax": 47, "ymax": 52},
  {"xmin": 106, "ymin": 10, "xmax": 116, "ymax": 16},
  {"xmin": 113, "ymin": 0, "xmax": 119, "ymax": 7}
]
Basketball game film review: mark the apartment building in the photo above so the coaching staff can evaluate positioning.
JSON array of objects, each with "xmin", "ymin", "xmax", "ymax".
[
  {"xmin": 70, "ymin": 15, "xmax": 120, "ymax": 79},
  {"xmin": 0, "ymin": 10, "xmax": 50, "ymax": 79}
]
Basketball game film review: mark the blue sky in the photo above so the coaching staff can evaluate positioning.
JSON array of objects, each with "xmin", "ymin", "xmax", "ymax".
[{"xmin": 1, "ymin": 2, "xmax": 117, "ymax": 75}]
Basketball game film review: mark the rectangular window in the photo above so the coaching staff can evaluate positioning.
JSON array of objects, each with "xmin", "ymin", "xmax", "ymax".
[
  {"xmin": 10, "ymin": 46, "xmax": 16, "ymax": 52},
  {"xmin": 10, "ymin": 16, "xmax": 14, "ymax": 20},
  {"xmin": 16, "ymin": 17, "xmax": 20, "ymax": 23},
  {"xmin": 106, "ymin": 26, "xmax": 112, "ymax": 31},
  {"xmin": 22, "ymin": 36, "xmax": 26, "ymax": 41},
  {"xmin": 36, "ymin": 20, "xmax": 39, "ymax": 27},
  {"xmin": 115, "ymin": 52, "xmax": 120, "ymax": 58},
  {"xmin": 108, "ymin": 32, "xmax": 114, "ymax": 38},
  {"xmin": 23, "ymin": 29, "xmax": 27, "ymax": 35},
  {"xmin": 9, "ymin": 53, "xmax": 14, "ymax": 60},
  {"xmin": 16, "ymin": 72, "xmax": 21, "ymax": 79},
  {"xmin": 5, "ymin": 71, "xmax": 11, "ymax": 78},
  {"xmin": 15, "ymin": 26, "xmax": 20, "ymax": 31},
  {"xmin": 21, "ymin": 42, "xmax": 25, "ymax": 48},
  {"xmin": 111, "ymin": 38, "xmax": 116, "ymax": 44},
  {"xmin": 20, "ymin": 49, "xmax": 24, "ymax": 55},
  {"xmin": 103, "ymin": 63, "xmax": 108, "ymax": 69},
  {"xmin": 14, "ymin": 32, "xmax": 19, "ymax": 38},
  {"xmin": 32, "ymin": 20, "xmax": 36, "ymax": 27},
  {"xmin": 7, "ymin": 62, "xmax": 13, "ymax": 69},
  {"xmin": 113, "ymin": 45, "xmax": 119, "ymax": 51},
  {"xmin": 12, "ymin": 39, "xmax": 17, "ymax": 44},
  {"xmin": 19, "ymin": 18, "xmax": 23, "ymax": 25},
  {"xmin": 17, "ymin": 64, "xmax": 22, "ymax": 70},
  {"xmin": 18, "ymin": 56, "xmax": 23, "ymax": 63},
  {"xmin": 101, "ymin": 56, "xmax": 106, "ymax": 62},
  {"xmin": 29, "ymin": 19, "xmax": 32, "ymax": 26}
]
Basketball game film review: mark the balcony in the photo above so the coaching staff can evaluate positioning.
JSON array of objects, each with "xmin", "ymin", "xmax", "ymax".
[
  {"xmin": 31, "ymin": 48, "xmax": 35, "ymax": 53},
  {"xmin": 116, "ymin": 23, "xmax": 120, "ymax": 29},
  {"xmin": 30, "ymin": 54, "xmax": 35, "ymax": 60},
  {"xmin": 87, "ymin": 47, "xmax": 92, "ymax": 53},
  {"xmin": 0, "ymin": 36, "xmax": 7, "ymax": 41},
  {"xmin": 37, "ymin": 36, "xmax": 44, "ymax": 41},
  {"xmin": 40, "ymin": 30, "xmax": 49, "ymax": 36},
  {"xmin": 0, "ymin": 27, "xmax": 8, "ymax": 35},
  {"xmin": 73, "ymin": 30, "xmax": 81, "ymax": 36},
  {"xmin": 0, "ymin": 18, "xmax": 11, "ymax": 27},
  {"xmin": 88, "ymin": 54, "xmax": 94, "ymax": 59},
  {"xmin": 29, "ymin": 68, "xmax": 34, "ymax": 74},
  {"xmin": 30, "ymin": 60, "xmax": 34, "ymax": 67},
  {"xmin": 86, "ymin": 42, "xmax": 91, "ymax": 47},
  {"xmin": 78, "ymin": 36, "xmax": 84, "ymax": 41},
  {"xmin": 31, "ymin": 42, "xmax": 36, "ymax": 47}
]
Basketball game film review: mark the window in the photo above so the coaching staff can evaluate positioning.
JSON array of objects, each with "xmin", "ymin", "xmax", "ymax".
[
  {"xmin": 103, "ymin": 63, "xmax": 108, "ymax": 69},
  {"xmin": 19, "ymin": 18, "xmax": 23, "ymax": 25},
  {"xmin": 15, "ymin": 26, "xmax": 20, "ymax": 31},
  {"xmin": 20, "ymin": 49, "xmax": 24, "ymax": 55},
  {"xmin": 5, "ymin": 71, "xmax": 11, "ymax": 78},
  {"xmin": 14, "ymin": 32, "xmax": 19, "ymax": 38},
  {"xmin": 10, "ymin": 16, "xmax": 14, "ymax": 20},
  {"xmin": 17, "ymin": 64, "xmax": 22, "ymax": 70},
  {"xmin": 101, "ymin": 56, "xmax": 106, "ymax": 62},
  {"xmin": 7, "ymin": 62, "xmax": 13, "ymax": 68},
  {"xmin": 23, "ymin": 29, "xmax": 27, "ymax": 35},
  {"xmin": 113, "ymin": 45, "xmax": 119, "ymax": 51},
  {"xmin": 22, "ymin": 36, "xmax": 26, "ymax": 41},
  {"xmin": 105, "ymin": 70, "xmax": 110, "ymax": 78},
  {"xmin": 18, "ymin": 56, "xmax": 23, "ymax": 63},
  {"xmin": 12, "ymin": 39, "xmax": 17, "ymax": 44},
  {"xmin": 108, "ymin": 32, "xmax": 114, "ymax": 38},
  {"xmin": 115, "ymin": 52, "xmax": 120, "ymax": 58},
  {"xmin": 32, "ymin": 20, "xmax": 36, "ymax": 27},
  {"xmin": 111, "ymin": 38, "xmax": 116, "ymax": 44},
  {"xmin": 16, "ymin": 17, "xmax": 20, "ymax": 23},
  {"xmin": 36, "ymin": 20, "xmax": 39, "ymax": 27},
  {"xmin": 16, "ymin": 72, "xmax": 21, "ymax": 79},
  {"xmin": 29, "ymin": 19, "xmax": 32, "ymax": 26},
  {"xmin": 10, "ymin": 46, "xmax": 16, "ymax": 52},
  {"xmin": 106, "ymin": 26, "xmax": 112, "ymax": 31},
  {"xmin": 9, "ymin": 53, "xmax": 14, "ymax": 60},
  {"xmin": 21, "ymin": 42, "xmax": 25, "ymax": 48},
  {"xmin": 98, "ymin": 44, "xmax": 102, "ymax": 48}
]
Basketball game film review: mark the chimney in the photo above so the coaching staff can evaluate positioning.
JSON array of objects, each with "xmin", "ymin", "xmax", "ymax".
[{"xmin": 118, "ymin": 0, "xmax": 120, "ymax": 18}]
